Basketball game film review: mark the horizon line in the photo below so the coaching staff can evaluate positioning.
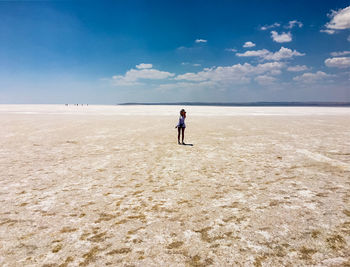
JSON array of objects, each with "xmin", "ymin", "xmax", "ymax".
[{"xmin": 118, "ymin": 101, "xmax": 350, "ymax": 107}]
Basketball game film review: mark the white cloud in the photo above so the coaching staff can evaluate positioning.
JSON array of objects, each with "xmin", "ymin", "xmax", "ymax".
[
  {"xmin": 287, "ymin": 65, "xmax": 309, "ymax": 72},
  {"xmin": 271, "ymin": 31, "xmax": 292, "ymax": 43},
  {"xmin": 293, "ymin": 71, "xmax": 332, "ymax": 83},
  {"xmin": 175, "ymin": 62, "xmax": 285, "ymax": 85},
  {"xmin": 175, "ymin": 71, "xmax": 209, "ymax": 82},
  {"xmin": 285, "ymin": 20, "xmax": 303, "ymax": 29},
  {"xmin": 243, "ymin": 41, "xmax": 256, "ymax": 48},
  {"xmin": 112, "ymin": 64, "xmax": 175, "ymax": 86},
  {"xmin": 236, "ymin": 49, "xmax": 270, "ymax": 58},
  {"xmin": 225, "ymin": 48, "xmax": 237, "ymax": 52},
  {"xmin": 330, "ymin": 51, "xmax": 350, "ymax": 56},
  {"xmin": 255, "ymin": 75, "xmax": 277, "ymax": 85},
  {"xmin": 260, "ymin": 22, "xmax": 280, "ymax": 30},
  {"xmin": 136, "ymin": 63, "xmax": 153, "ymax": 69},
  {"xmin": 325, "ymin": 57, "xmax": 350, "ymax": 68},
  {"xmin": 177, "ymin": 46, "xmax": 187, "ymax": 50},
  {"xmin": 254, "ymin": 62, "xmax": 286, "ymax": 74},
  {"xmin": 181, "ymin": 62, "xmax": 201, "ymax": 67},
  {"xmin": 195, "ymin": 39, "xmax": 207, "ymax": 43},
  {"xmin": 155, "ymin": 61, "xmax": 290, "ymax": 91},
  {"xmin": 325, "ymin": 6, "xmax": 350, "ymax": 30},
  {"xmin": 320, "ymin": 29, "xmax": 335, "ymax": 34},
  {"xmin": 236, "ymin": 47, "xmax": 305, "ymax": 61},
  {"xmin": 264, "ymin": 47, "xmax": 304, "ymax": 60}
]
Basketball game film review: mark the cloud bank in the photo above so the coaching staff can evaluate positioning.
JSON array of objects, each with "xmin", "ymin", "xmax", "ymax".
[
  {"xmin": 113, "ymin": 64, "xmax": 175, "ymax": 86},
  {"xmin": 325, "ymin": 57, "xmax": 350, "ymax": 68},
  {"xmin": 287, "ymin": 65, "xmax": 309, "ymax": 72},
  {"xmin": 293, "ymin": 71, "xmax": 332, "ymax": 83},
  {"xmin": 236, "ymin": 47, "xmax": 304, "ymax": 61},
  {"xmin": 175, "ymin": 62, "xmax": 285, "ymax": 85}
]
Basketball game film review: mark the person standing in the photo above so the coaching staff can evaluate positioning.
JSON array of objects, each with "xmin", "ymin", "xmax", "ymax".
[{"xmin": 175, "ymin": 109, "xmax": 186, "ymax": 145}]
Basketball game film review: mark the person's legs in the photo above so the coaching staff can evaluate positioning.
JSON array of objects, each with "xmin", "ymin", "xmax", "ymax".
[
  {"xmin": 177, "ymin": 127, "xmax": 181, "ymax": 144},
  {"xmin": 182, "ymin": 127, "xmax": 185, "ymax": 144}
]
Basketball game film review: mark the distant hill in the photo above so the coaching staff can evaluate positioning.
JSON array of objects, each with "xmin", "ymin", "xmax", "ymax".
[{"xmin": 119, "ymin": 102, "xmax": 350, "ymax": 107}]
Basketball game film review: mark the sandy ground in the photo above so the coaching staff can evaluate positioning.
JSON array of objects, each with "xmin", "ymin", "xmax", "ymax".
[{"xmin": 0, "ymin": 105, "xmax": 350, "ymax": 266}]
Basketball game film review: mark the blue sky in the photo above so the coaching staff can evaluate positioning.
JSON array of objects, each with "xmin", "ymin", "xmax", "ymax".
[{"xmin": 0, "ymin": 0, "xmax": 349, "ymax": 104}]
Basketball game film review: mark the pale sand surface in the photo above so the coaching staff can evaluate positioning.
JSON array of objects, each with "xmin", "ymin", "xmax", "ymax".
[{"xmin": 0, "ymin": 105, "xmax": 350, "ymax": 266}]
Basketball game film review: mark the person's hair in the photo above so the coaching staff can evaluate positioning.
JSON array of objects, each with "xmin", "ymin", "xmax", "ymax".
[{"xmin": 180, "ymin": 109, "xmax": 185, "ymax": 115}]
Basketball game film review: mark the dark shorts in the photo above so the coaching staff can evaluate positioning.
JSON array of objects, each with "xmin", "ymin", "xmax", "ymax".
[{"xmin": 178, "ymin": 125, "xmax": 186, "ymax": 128}]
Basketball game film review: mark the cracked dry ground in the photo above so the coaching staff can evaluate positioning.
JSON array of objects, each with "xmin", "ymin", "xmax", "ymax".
[{"xmin": 0, "ymin": 113, "xmax": 350, "ymax": 266}]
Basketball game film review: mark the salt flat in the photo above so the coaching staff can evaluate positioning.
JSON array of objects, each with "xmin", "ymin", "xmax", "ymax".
[{"xmin": 0, "ymin": 105, "xmax": 349, "ymax": 266}]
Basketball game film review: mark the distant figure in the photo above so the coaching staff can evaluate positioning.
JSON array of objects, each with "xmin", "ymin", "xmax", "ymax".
[{"xmin": 175, "ymin": 109, "xmax": 186, "ymax": 145}]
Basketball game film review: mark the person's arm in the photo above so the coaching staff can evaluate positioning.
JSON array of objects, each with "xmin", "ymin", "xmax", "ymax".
[{"xmin": 175, "ymin": 117, "xmax": 180, "ymax": 128}]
